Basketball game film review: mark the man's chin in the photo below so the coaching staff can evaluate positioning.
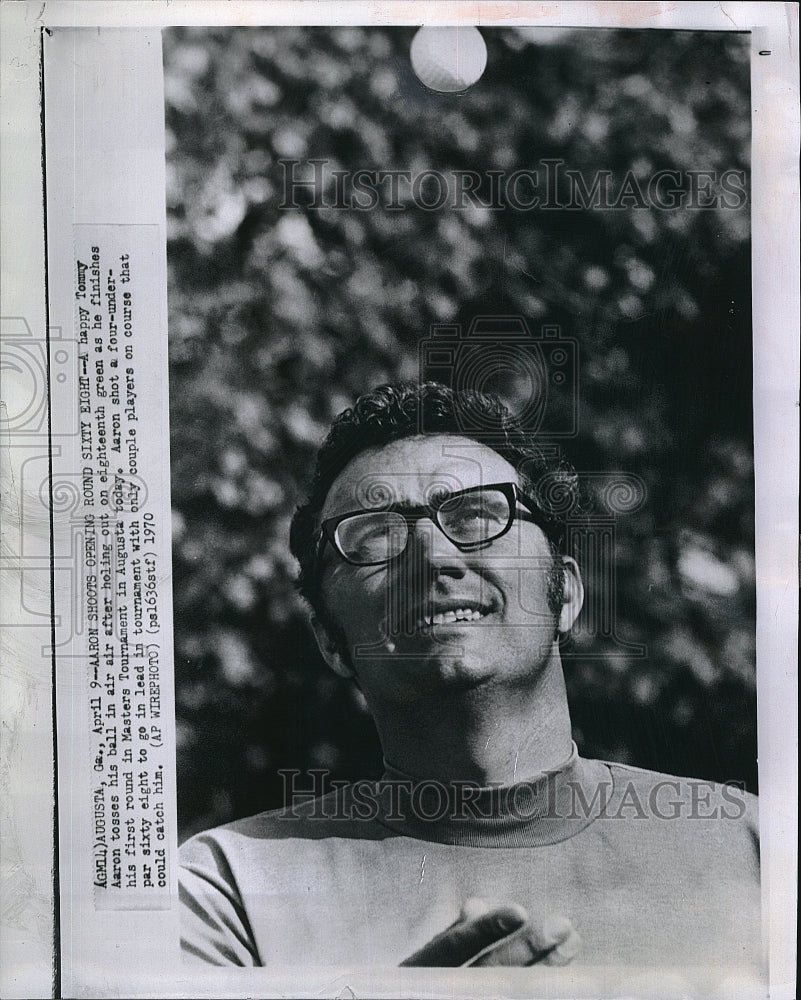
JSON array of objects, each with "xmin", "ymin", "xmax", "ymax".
[
  {"xmin": 348, "ymin": 626, "xmax": 553, "ymax": 701},
  {"xmin": 385, "ymin": 648, "xmax": 497, "ymax": 698}
]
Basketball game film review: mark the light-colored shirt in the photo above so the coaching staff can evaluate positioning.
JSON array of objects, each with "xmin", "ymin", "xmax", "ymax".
[{"xmin": 179, "ymin": 749, "xmax": 761, "ymax": 973}]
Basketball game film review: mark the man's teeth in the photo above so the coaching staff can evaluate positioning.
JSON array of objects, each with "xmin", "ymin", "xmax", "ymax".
[{"xmin": 416, "ymin": 608, "xmax": 486, "ymax": 628}]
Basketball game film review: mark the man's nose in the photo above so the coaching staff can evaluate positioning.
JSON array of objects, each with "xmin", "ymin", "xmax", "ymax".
[{"xmin": 403, "ymin": 517, "xmax": 469, "ymax": 578}]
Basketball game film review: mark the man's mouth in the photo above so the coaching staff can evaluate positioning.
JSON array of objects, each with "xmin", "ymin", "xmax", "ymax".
[
  {"xmin": 395, "ymin": 598, "xmax": 498, "ymax": 634},
  {"xmin": 415, "ymin": 606, "xmax": 488, "ymax": 628}
]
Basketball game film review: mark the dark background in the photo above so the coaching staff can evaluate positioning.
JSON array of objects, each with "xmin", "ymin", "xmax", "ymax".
[{"xmin": 163, "ymin": 26, "xmax": 756, "ymax": 843}]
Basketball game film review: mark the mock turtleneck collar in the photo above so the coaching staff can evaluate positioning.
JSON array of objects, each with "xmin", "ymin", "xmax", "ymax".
[{"xmin": 371, "ymin": 744, "xmax": 613, "ymax": 848}]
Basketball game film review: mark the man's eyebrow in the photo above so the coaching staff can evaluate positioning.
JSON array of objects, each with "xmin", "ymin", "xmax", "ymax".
[
  {"xmin": 333, "ymin": 483, "xmax": 500, "ymax": 517},
  {"xmin": 381, "ymin": 492, "xmax": 483, "ymax": 513},
  {"xmin": 353, "ymin": 498, "xmax": 419, "ymax": 513}
]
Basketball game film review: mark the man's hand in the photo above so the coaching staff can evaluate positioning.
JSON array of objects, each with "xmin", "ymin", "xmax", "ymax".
[{"xmin": 400, "ymin": 898, "xmax": 581, "ymax": 967}]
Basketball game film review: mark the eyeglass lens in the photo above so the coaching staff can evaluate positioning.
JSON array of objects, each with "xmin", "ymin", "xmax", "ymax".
[{"xmin": 333, "ymin": 488, "xmax": 513, "ymax": 564}]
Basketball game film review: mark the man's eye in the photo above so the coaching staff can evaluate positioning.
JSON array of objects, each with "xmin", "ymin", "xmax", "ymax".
[
  {"xmin": 449, "ymin": 508, "xmax": 483, "ymax": 526},
  {"xmin": 443, "ymin": 503, "xmax": 506, "ymax": 538},
  {"xmin": 339, "ymin": 516, "xmax": 402, "ymax": 557},
  {"xmin": 356, "ymin": 524, "xmax": 391, "ymax": 544},
  {"xmin": 453, "ymin": 502, "xmax": 505, "ymax": 524}
]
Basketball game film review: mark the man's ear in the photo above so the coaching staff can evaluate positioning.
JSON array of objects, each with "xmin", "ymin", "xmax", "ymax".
[
  {"xmin": 310, "ymin": 614, "xmax": 354, "ymax": 679},
  {"xmin": 557, "ymin": 556, "xmax": 584, "ymax": 634}
]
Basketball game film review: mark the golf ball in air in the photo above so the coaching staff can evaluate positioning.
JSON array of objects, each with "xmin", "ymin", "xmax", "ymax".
[{"xmin": 410, "ymin": 26, "xmax": 488, "ymax": 93}]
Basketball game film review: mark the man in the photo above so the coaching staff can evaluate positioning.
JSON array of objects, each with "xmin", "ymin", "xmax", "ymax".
[{"xmin": 180, "ymin": 382, "xmax": 761, "ymax": 972}]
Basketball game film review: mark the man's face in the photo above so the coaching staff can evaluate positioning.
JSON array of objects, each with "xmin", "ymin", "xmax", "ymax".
[{"xmin": 314, "ymin": 434, "xmax": 578, "ymax": 708}]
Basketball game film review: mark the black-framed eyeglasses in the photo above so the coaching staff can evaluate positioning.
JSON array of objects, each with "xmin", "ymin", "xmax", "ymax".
[{"xmin": 317, "ymin": 482, "xmax": 554, "ymax": 567}]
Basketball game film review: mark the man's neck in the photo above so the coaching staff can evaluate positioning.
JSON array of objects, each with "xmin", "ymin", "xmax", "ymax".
[{"xmin": 373, "ymin": 657, "xmax": 574, "ymax": 787}]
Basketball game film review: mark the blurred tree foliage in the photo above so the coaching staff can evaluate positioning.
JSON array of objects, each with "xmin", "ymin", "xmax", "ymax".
[{"xmin": 164, "ymin": 26, "xmax": 755, "ymax": 841}]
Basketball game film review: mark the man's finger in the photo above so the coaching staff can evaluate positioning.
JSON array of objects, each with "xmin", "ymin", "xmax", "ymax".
[
  {"xmin": 469, "ymin": 914, "xmax": 576, "ymax": 967},
  {"xmin": 541, "ymin": 924, "xmax": 582, "ymax": 966},
  {"xmin": 458, "ymin": 897, "xmax": 491, "ymax": 922},
  {"xmin": 400, "ymin": 903, "xmax": 528, "ymax": 967}
]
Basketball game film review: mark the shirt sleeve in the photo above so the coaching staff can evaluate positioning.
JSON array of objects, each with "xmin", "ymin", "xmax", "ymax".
[{"xmin": 179, "ymin": 834, "xmax": 260, "ymax": 966}]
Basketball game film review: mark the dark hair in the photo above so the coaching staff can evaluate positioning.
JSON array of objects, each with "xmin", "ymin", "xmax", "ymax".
[{"xmin": 289, "ymin": 382, "xmax": 580, "ymax": 624}]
